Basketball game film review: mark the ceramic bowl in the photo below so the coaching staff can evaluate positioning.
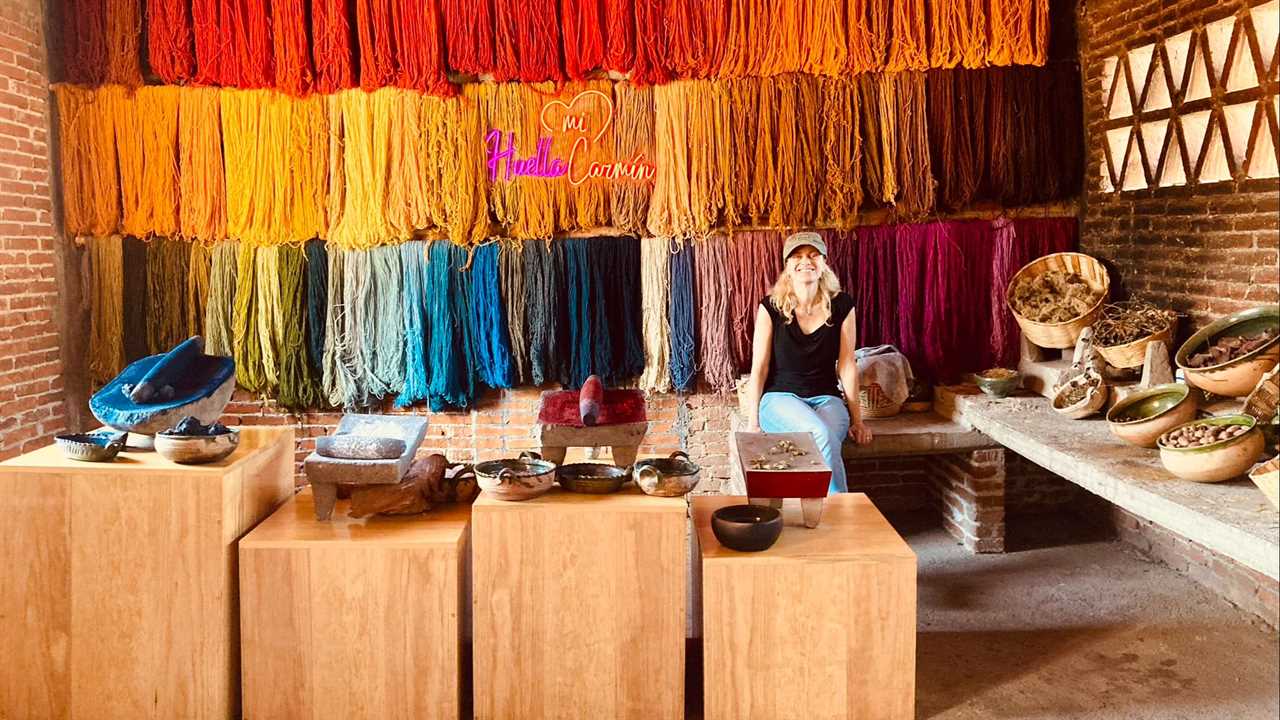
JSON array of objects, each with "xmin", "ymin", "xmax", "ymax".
[
  {"xmin": 1176, "ymin": 306, "xmax": 1280, "ymax": 398},
  {"xmin": 154, "ymin": 429, "xmax": 240, "ymax": 465},
  {"xmin": 633, "ymin": 451, "xmax": 701, "ymax": 497},
  {"xmin": 556, "ymin": 463, "xmax": 629, "ymax": 494},
  {"xmin": 475, "ymin": 452, "xmax": 557, "ymax": 501},
  {"xmin": 975, "ymin": 369, "xmax": 1022, "ymax": 398},
  {"xmin": 1052, "ymin": 379, "xmax": 1109, "ymax": 420},
  {"xmin": 1158, "ymin": 415, "xmax": 1266, "ymax": 483},
  {"xmin": 55, "ymin": 432, "xmax": 126, "ymax": 462},
  {"xmin": 1105, "ymin": 383, "xmax": 1197, "ymax": 448},
  {"xmin": 711, "ymin": 504, "xmax": 783, "ymax": 552}
]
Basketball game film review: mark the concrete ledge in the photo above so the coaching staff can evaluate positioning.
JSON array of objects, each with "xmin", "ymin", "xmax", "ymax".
[
  {"xmin": 936, "ymin": 386, "xmax": 1280, "ymax": 580},
  {"xmin": 844, "ymin": 411, "xmax": 996, "ymax": 459}
]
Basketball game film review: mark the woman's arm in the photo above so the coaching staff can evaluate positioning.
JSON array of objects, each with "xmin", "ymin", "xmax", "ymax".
[
  {"xmin": 837, "ymin": 311, "xmax": 873, "ymax": 444},
  {"xmin": 744, "ymin": 304, "xmax": 773, "ymax": 430}
]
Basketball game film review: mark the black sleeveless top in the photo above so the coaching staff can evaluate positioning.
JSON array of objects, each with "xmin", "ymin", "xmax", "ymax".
[{"xmin": 761, "ymin": 292, "xmax": 855, "ymax": 398}]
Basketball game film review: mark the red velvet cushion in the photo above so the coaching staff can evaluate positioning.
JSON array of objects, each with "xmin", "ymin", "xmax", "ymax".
[{"xmin": 537, "ymin": 389, "xmax": 648, "ymax": 426}]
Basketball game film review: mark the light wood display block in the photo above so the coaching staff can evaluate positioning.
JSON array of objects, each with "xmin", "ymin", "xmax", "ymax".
[
  {"xmin": 239, "ymin": 487, "xmax": 470, "ymax": 720},
  {"xmin": 472, "ymin": 487, "xmax": 687, "ymax": 720},
  {"xmin": 0, "ymin": 426, "xmax": 294, "ymax": 720},
  {"xmin": 694, "ymin": 494, "xmax": 917, "ymax": 720}
]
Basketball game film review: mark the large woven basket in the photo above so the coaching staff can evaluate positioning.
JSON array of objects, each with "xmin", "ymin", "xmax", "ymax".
[
  {"xmin": 859, "ymin": 383, "xmax": 901, "ymax": 418},
  {"xmin": 1097, "ymin": 323, "xmax": 1174, "ymax": 369},
  {"xmin": 1006, "ymin": 252, "xmax": 1110, "ymax": 349}
]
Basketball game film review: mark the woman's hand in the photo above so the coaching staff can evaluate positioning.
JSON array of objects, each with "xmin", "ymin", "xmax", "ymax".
[{"xmin": 848, "ymin": 420, "xmax": 873, "ymax": 445}]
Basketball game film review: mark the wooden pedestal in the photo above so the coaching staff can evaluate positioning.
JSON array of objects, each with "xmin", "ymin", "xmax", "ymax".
[
  {"xmin": 472, "ymin": 487, "xmax": 686, "ymax": 720},
  {"xmin": 0, "ymin": 426, "xmax": 294, "ymax": 719},
  {"xmin": 694, "ymin": 494, "xmax": 917, "ymax": 720},
  {"xmin": 239, "ymin": 488, "xmax": 470, "ymax": 720}
]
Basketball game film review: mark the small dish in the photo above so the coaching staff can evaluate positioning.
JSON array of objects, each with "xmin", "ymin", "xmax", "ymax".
[
  {"xmin": 1157, "ymin": 415, "xmax": 1266, "ymax": 483},
  {"xmin": 711, "ymin": 504, "xmax": 783, "ymax": 552},
  {"xmin": 975, "ymin": 369, "xmax": 1022, "ymax": 398},
  {"xmin": 55, "ymin": 432, "xmax": 126, "ymax": 462},
  {"xmin": 556, "ymin": 463, "xmax": 629, "ymax": 494}
]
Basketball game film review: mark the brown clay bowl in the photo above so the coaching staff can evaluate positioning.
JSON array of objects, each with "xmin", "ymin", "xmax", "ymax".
[
  {"xmin": 475, "ymin": 452, "xmax": 557, "ymax": 501},
  {"xmin": 711, "ymin": 504, "xmax": 783, "ymax": 552},
  {"xmin": 556, "ymin": 463, "xmax": 629, "ymax": 494},
  {"xmin": 1158, "ymin": 415, "xmax": 1266, "ymax": 483},
  {"xmin": 1176, "ymin": 306, "xmax": 1280, "ymax": 398},
  {"xmin": 1052, "ymin": 379, "xmax": 1109, "ymax": 420},
  {"xmin": 1105, "ymin": 383, "xmax": 1197, "ymax": 448},
  {"xmin": 154, "ymin": 429, "xmax": 240, "ymax": 464}
]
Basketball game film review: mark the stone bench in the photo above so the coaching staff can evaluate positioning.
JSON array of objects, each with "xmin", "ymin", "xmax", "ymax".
[{"xmin": 935, "ymin": 385, "xmax": 1280, "ymax": 580}]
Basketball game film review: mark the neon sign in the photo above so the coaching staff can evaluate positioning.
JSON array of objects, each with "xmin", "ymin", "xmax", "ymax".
[{"xmin": 485, "ymin": 90, "xmax": 657, "ymax": 187}]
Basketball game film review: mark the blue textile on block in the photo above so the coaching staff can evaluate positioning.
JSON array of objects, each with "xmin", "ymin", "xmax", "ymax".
[
  {"xmin": 91, "ymin": 352, "xmax": 235, "ymax": 429},
  {"xmin": 130, "ymin": 335, "xmax": 204, "ymax": 403}
]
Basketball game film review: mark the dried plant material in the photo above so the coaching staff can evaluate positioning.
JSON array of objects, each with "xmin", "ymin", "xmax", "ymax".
[
  {"xmin": 1010, "ymin": 270, "xmax": 1102, "ymax": 323},
  {"xmin": 1185, "ymin": 329, "xmax": 1278, "ymax": 368},
  {"xmin": 1093, "ymin": 301, "xmax": 1176, "ymax": 347}
]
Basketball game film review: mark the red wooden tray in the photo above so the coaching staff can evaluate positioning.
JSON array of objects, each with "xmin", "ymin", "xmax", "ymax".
[{"xmin": 735, "ymin": 431, "xmax": 831, "ymax": 499}]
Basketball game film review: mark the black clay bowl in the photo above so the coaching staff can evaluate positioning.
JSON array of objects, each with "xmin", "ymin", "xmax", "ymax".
[{"xmin": 711, "ymin": 504, "xmax": 783, "ymax": 552}]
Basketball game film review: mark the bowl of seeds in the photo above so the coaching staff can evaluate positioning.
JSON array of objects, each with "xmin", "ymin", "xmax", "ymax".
[
  {"xmin": 1157, "ymin": 414, "xmax": 1266, "ymax": 482},
  {"xmin": 1176, "ymin": 306, "xmax": 1279, "ymax": 398},
  {"xmin": 1052, "ymin": 370, "xmax": 1109, "ymax": 420}
]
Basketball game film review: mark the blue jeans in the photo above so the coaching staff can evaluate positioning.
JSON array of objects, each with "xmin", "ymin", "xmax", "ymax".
[{"xmin": 758, "ymin": 392, "xmax": 850, "ymax": 494}]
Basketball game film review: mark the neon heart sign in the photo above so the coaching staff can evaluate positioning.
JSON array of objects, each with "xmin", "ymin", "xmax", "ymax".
[{"xmin": 486, "ymin": 90, "xmax": 657, "ymax": 187}]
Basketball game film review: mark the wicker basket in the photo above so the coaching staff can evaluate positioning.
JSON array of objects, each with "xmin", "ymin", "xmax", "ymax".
[
  {"xmin": 859, "ymin": 383, "xmax": 902, "ymax": 418},
  {"xmin": 1006, "ymin": 252, "xmax": 1110, "ymax": 349},
  {"xmin": 1096, "ymin": 324, "xmax": 1174, "ymax": 369}
]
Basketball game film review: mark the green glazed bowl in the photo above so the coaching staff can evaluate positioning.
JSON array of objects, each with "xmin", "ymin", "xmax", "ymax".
[
  {"xmin": 1158, "ymin": 414, "xmax": 1265, "ymax": 482},
  {"xmin": 1176, "ymin": 306, "xmax": 1280, "ymax": 398},
  {"xmin": 1106, "ymin": 383, "xmax": 1197, "ymax": 448}
]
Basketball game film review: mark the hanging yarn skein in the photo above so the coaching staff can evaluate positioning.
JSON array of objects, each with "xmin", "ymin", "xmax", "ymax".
[
  {"xmin": 639, "ymin": 236, "xmax": 672, "ymax": 394},
  {"xmin": 668, "ymin": 241, "xmax": 697, "ymax": 392},
  {"xmin": 466, "ymin": 243, "xmax": 516, "ymax": 389},
  {"xmin": 304, "ymin": 239, "xmax": 329, "ymax": 372},
  {"xmin": 393, "ymin": 0, "xmax": 455, "ymax": 95},
  {"xmin": 145, "ymin": 237, "xmax": 190, "ymax": 355},
  {"xmin": 88, "ymin": 235, "xmax": 124, "ymax": 384},
  {"xmin": 178, "ymin": 87, "xmax": 228, "ymax": 242},
  {"xmin": 499, "ymin": 244, "xmax": 529, "ymax": 383},
  {"xmin": 61, "ymin": 0, "xmax": 107, "ymax": 85},
  {"xmin": 363, "ymin": 244, "xmax": 405, "ymax": 399},
  {"xmin": 425, "ymin": 241, "xmax": 477, "ymax": 409},
  {"xmin": 523, "ymin": 240, "xmax": 566, "ymax": 386},
  {"xmin": 122, "ymin": 237, "xmax": 150, "ymax": 362},
  {"xmin": 726, "ymin": 231, "xmax": 782, "ymax": 373},
  {"xmin": 206, "ymin": 241, "xmax": 239, "ymax": 357},
  {"xmin": 396, "ymin": 241, "xmax": 430, "ymax": 406},
  {"xmin": 147, "ymin": 0, "xmax": 195, "ymax": 84},
  {"xmin": 693, "ymin": 234, "xmax": 735, "ymax": 392},
  {"xmin": 187, "ymin": 241, "xmax": 211, "ymax": 338},
  {"xmin": 612, "ymin": 82, "xmax": 656, "ymax": 235},
  {"xmin": 277, "ymin": 245, "xmax": 322, "ymax": 408},
  {"xmin": 312, "ymin": 0, "xmax": 356, "ymax": 92},
  {"xmin": 273, "ymin": 0, "xmax": 314, "ymax": 95}
]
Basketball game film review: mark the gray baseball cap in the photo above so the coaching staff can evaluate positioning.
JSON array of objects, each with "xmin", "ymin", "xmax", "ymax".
[{"xmin": 782, "ymin": 231, "xmax": 827, "ymax": 261}]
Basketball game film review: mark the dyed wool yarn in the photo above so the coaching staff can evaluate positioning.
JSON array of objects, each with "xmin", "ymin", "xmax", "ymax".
[
  {"xmin": 562, "ymin": 237, "xmax": 594, "ymax": 388},
  {"xmin": 221, "ymin": 0, "xmax": 274, "ymax": 87},
  {"xmin": 145, "ymin": 237, "xmax": 190, "ymax": 355},
  {"xmin": 273, "ymin": 0, "xmax": 314, "ymax": 95},
  {"xmin": 232, "ymin": 244, "xmax": 266, "ymax": 391},
  {"xmin": 178, "ymin": 87, "xmax": 228, "ymax": 242},
  {"xmin": 665, "ymin": 0, "xmax": 727, "ymax": 78},
  {"xmin": 667, "ymin": 241, "xmax": 697, "ymax": 392},
  {"xmin": 396, "ymin": 241, "xmax": 430, "ymax": 407},
  {"xmin": 187, "ymin": 241, "xmax": 211, "ymax": 338},
  {"xmin": 926, "ymin": 69, "xmax": 985, "ymax": 211},
  {"xmin": 499, "ymin": 243, "xmax": 528, "ymax": 383},
  {"xmin": 312, "ymin": 0, "xmax": 357, "ymax": 92},
  {"xmin": 854, "ymin": 224, "xmax": 897, "ymax": 348},
  {"xmin": 332, "ymin": 248, "xmax": 373, "ymax": 407},
  {"xmin": 823, "ymin": 230, "xmax": 858, "ymax": 302},
  {"xmin": 105, "ymin": 0, "xmax": 143, "ymax": 85},
  {"xmin": 122, "ymin": 237, "xmax": 150, "ymax": 362},
  {"xmin": 88, "ymin": 235, "xmax": 124, "ymax": 384},
  {"xmin": 818, "ymin": 77, "xmax": 862, "ymax": 226},
  {"xmin": 803, "ymin": 0, "xmax": 848, "ymax": 76},
  {"xmin": 929, "ymin": 0, "xmax": 987, "ymax": 70},
  {"xmin": 304, "ymin": 239, "xmax": 329, "ymax": 372},
  {"xmin": 611, "ymin": 83, "xmax": 656, "ymax": 234},
  {"xmin": 393, "ymin": 0, "xmax": 454, "ymax": 95},
  {"xmin": 893, "ymin": 223, "xmax": 930, "ymax": 379},
  {"xmin": 191, "ymin": 0, "xmax": 223, "ymax": 85},
  {"xmin": 112, "ymin": 86, "xmax": 147, "ymax": 238},
  {"xmin": 846, "ymin": 0, "xmax": 888, "ymax": 73},
  {"xmin": 725, "ymin": 231, "xmax": 782, "ymax": 374},
  {"xmin": 425, "ymin": 241, "xmax": 477, "ymax": 410},
  {"xmin": 855, "ymin": 75, "xmax": 886, "ymax": 208},
  {"xmin": 289, "ymin": 95, "xmax": 329, "ymax": 243},
  {"xmin": 441, "ymin": 0, "xmax": 496, "ymax": 76},
  {"xmin": 147, "ymin": 0, "xmax": 194, "ymax": 84},
  {"xmin": 52, "ymin": 84, "xmax": 120, "ymax": 237},
  {"xmin": 631, "ymin": 0, "xmax": 670, "ymax": 85},
  {"xmin": 444, "ymin": 85, "xmax": 492, "ymax": 246},
  {"xmin": 465, "ymin": 243, "xmax": 515, "ymax": 389},
  {"xmin": 639, "ymin": 236, "xmax": 672, "ymax": 394},
  {"xmin": 363, "ymin": 245, "xmax": 405, "ymax": 399},
  {"xmin": 355, "ymin": 0, "xmax": 398, "ymax": 90},
  {"xmin": 603, "ymin": 0, "xmax": 636, "ymax": 73},
  {"xmin": 61, "ymin": 0, "xmax": 107, "ymax": 85},
  {"xmin": 493, "ymin": 0, "xmax": 563, "ymax": 82},
  {"xmin": 923, "ymin": 220, "xmax": 995, "ymax": 380},
  {"xmin": 253, "ymin": 246, "xmax": 285, "ymax": 391},
  {"xmin": 522, "ymin": 240, "xmax": 566, "ymax": 386},
  {"xmin": 205, "ymin": 241, "xmax": 239, "ymax": 357},
  {"xmin": 561, "ymin": 0, "xmax": 606, "ymax": 79},
  {"xmin": 591, "ymin": 236, "xmax": 645, "ymax": 384},
  {"xmin": 693, "ymin": 235, "xmax": 735, "ymax": 392},
  {"xmin": 141, "ymin": 87, "xmax": 181, "ymax": 237},
  {"xmin": 322, "ymin": 249, "xmax": 358, "ymax": 407},
  {"xmin": 886, "ymin": 0, "xmax": 928, "ymax": 72},
  {"xmin": 768, "ymin": 74, "xmax": 822, "ymax": 228},
  {"xmin": 276, "ymin": 244, "xmax": 322, "ymax": 408},
  {"xmin": 892, "ymin": 72, "xmax": 934, "ymax": 219},
  {"xmin": 328, "ymin": 89, "xmax": 395, "ymax": 249}
]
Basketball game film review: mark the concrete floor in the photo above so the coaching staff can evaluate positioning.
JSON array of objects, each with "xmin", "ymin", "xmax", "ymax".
[
  {"xmin": 677, "ymin": 512, "xmax": 1279, "ymax": 719},
  {"xmin": 905, "ymin": 512, "xmax": 1278, "ymax": 720}
]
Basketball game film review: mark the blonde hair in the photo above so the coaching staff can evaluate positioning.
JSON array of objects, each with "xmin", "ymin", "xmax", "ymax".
[{"xmin": 768, "ymin": 254, "xmax": 842, "ymax": 323}]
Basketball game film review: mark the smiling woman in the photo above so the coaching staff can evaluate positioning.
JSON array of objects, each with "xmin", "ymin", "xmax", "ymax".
[{"xmin": 742, "ymin": 231, "xmax": 874, "ymax": 494}]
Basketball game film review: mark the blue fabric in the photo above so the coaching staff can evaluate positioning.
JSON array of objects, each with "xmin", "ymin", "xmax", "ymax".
[
  {"xmin": 131, "ymin": 335, "xmax": 204, "ymax": 402},
  {"xmin": 90, "ymin": 352, "xmax": 235, "ymax": 430},
  {"xmin": 758, "ymin": 392, "xmax": 850, "ymax": 494}
]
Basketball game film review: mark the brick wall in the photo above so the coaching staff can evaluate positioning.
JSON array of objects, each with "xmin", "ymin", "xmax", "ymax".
[
  {"xmin": 0, "ymin": 0, "xmax": 69, "ymax": 459},
  {"xmin": 1078, "ymin": 0, "xmax": 1280, "ymax": 330}
]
